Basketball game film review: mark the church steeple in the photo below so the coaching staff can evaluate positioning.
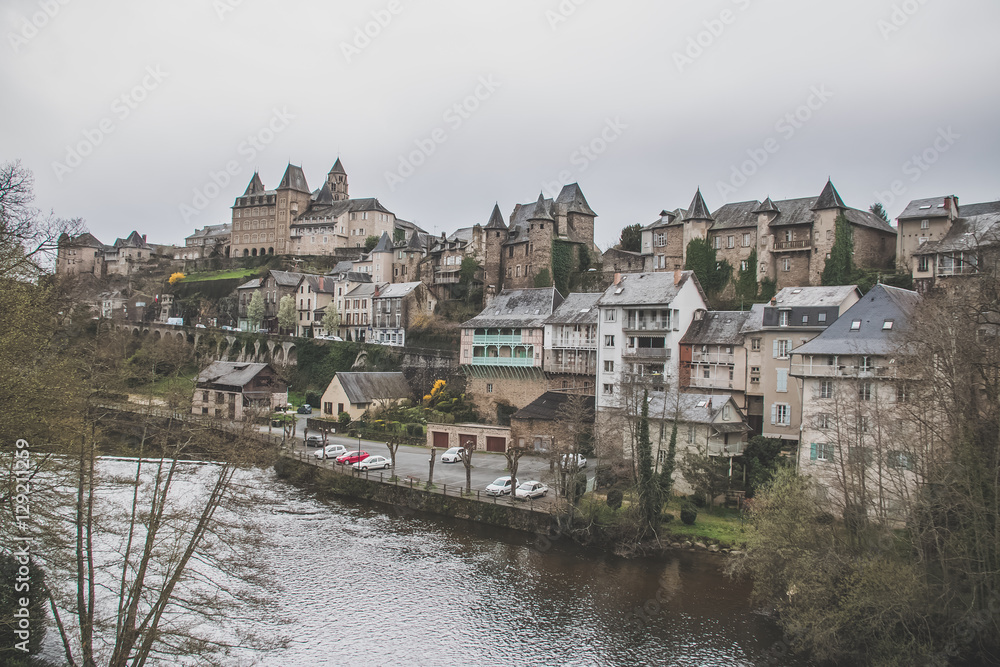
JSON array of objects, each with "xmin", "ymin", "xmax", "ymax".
[{"xmin": 327, "ymin": 158, "xmax": 349, "ymax": 201}]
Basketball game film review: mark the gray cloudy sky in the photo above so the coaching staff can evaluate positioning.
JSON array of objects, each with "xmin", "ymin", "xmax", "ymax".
[{"xmin": 2, "ymin": 0, "xmax": 998, "ymax": 250}]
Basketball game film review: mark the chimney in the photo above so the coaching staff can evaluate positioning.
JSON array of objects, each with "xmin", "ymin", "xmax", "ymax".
[
  {"xmin": 770, "ymin": 297, "xmax": 777, "ymax": 306},
  {"xmin": 674, "ymin": 269, "xmax": 682, "ymax": 285},
  {"xmin": 142, "ymin": 234, "xmax": 147, "ymax": 244},
  {"xmin": 613, "ymin": 272, "xmax": 621, "ymax": 285},
  {"xmin": 944, "ymin": 195, "xmax": 960, "ymax": 217}
]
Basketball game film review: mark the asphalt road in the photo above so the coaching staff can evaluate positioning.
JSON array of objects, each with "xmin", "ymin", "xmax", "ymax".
[{"xmin": 259, "ymin": 415, "xmax": 579, "ymax": 504}]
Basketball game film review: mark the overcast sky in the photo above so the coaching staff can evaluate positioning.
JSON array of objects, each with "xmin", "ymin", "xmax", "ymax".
[{"xmin": 3, "ymin": 0, "xmax": 998, "ymax": 250}]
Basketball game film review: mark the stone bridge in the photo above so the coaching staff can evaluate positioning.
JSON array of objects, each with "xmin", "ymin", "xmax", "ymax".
[{"xmin": 114, "ymin": 323, "xmax": 299, "ymax": 366}]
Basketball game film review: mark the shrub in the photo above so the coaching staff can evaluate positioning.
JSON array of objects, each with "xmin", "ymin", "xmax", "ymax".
[
  {"xmin": 662, "ymin": 513, "xmax": 675, "ymax": 524},
  {"xmin": 305, "ymin": 391, "xmax": 322, "ymax": 407},
  {"xmin": 688, "ymin": 493, "xmax": 707, "ymax": 509},
  {"xmin": 338, "ymin": 412, "xmax": 351, "ymax": 428},
  {"xmin": 606, "ymin": 488, "xmax": 624, "ymax": 510},
  {"xmin": 680, "ymin": 503, "xmax": 698, "ymax": 525}
]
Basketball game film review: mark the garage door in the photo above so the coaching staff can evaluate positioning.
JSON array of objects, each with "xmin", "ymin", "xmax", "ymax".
[
  {"xmin": 432, "ymin": 431, "xmax": 449, "ymax": 448},
  {"xmin": 459, "ymin": 434, "xmax": 477, "ymax": 449},
  {"xmin": 486, "ymin": 436, "xmax": 506, "ymax": 452}
]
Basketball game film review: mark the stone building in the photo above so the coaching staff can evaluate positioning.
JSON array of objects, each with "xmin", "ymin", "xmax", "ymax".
[
  {"xmin": 179, "ymin": 223, "xmax": 231, "ymax": 260},
  {"xmin": 903, "ymin": 198, "xmax": 1000, "ymax": 293},
  {"xmin": 192, "ymin": 361, "xmax": 287, "ymax": 421},
  {"xmin": 56, "ymin": 231, "xmax": 156, "ymax": 277},
  {"xmin": 678, "ymin": 310, "xmax": 753, "ymax": 411},
  {"xmin": 372, "ymin": 281, "xmax": 436, "ymax": 346}
]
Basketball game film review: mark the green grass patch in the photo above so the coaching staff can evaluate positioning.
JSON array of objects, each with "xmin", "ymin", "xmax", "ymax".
[
  {"xmin": 179, "ymin": 268, "xmax": 258, "ymax": 283},
  {"xmin": 138, "ymin": 372, "xmax": 197, "ymax": 398},
  {"xmin": 662, "ymin": 501, "xmax": 746, "ymax": 547}
]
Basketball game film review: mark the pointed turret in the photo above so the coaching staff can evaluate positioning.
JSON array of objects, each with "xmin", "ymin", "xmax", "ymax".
[
  {"xmin": 278, "ymin": 164, "xmax": 310, "ymax": 193},
  {"xmin": 684, "ymin": 188, "xmax": 713, "ymax": 221},
  {"xmin": 556, "ymin": 183, "xmax": 597, "ymax": 217},
  {"xmin": 243, "ymin": 172, "xmax": 266, "ymax": 196},
  {"xmin": 328, "ymin": 157, "xmax": 346, "ymax": 175},
  {"xmin": 371, "ymin": 231, "xmax": 393, "ymax": 254},
  {"xmin": 813, "ymin": 179, "xmax": 846, "ymax": 211},
  {"xmin": 314, "ymin": 181, "xmax": 334, "ymax": 206},
  {"xmin": 485, "ymin": 203, "xmax": 507, "ymax": 230},
  {"xmin": 528, "ymin": 193, "xmax": 554, "ymax": 221},
  {"xmin": 754, "ymin": 197, "xmax": 779, "ymax": 214}
]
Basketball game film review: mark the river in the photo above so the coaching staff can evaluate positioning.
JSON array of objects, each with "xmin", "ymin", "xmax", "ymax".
[{"xmin": 249, "ymin": 470, "xmax": 806, "ymax": 666}]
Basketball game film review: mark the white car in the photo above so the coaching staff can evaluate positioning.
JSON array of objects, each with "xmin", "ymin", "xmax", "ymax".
[
  {"xmin": 353, "ymin": 455, "xmax": 390, "ymax": 471},
  {"xmin": 313, "ymin": 444, "xmax": 348, "ymax": 459},
  {"xmin": 485, "ymin": 476, "xmax": 513, "ymax": 496},
  {"xmin": 515, "ymin": 481, "xmax": 549, "ymax": 500},
  {"xmin": 440, "ymin": 447, "xmax": 464, "ymax": 463},
  {"xmin": 560, "ymin": 453, "xmax": 588, "ymax": 469}
]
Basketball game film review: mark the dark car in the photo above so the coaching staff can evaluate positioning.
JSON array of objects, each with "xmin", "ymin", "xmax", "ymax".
[
  {"xmin": 305, "ymin": 435, "xmax": 323, "ymax": 448},
  {"xmin": 297, "ymin": 404, "xmax": 312, "ymax": 414}
]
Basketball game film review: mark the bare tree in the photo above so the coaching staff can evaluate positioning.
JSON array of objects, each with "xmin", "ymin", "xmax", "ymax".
[
  {"xmin": 427, "ymin": 446, "xmax": 437, "ymax": 487},
  {"xmin": 385, "ymin": 433, "xmax": 403, "ymax": 476},
  {"xmin": 460, "ymin": 440, "xmax": 476, "ymax": 494},
  {"xmin": 504, "ymin": 433, "xmax": 528, "ymax": 501}
]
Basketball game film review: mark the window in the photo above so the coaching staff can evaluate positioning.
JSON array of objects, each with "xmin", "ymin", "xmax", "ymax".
[
  {"xmin": 604, "ymin": 335, "xmax": 615, "ymax": 347},
  {"xmin": 605, "ymin": 309, "xmax": 616, "ymax": 322},
  {"xmin": 603, "ymin": 383, "xmax": 614, "ymax": 395},
  {"xmin": 820, "ymin": 380, "xmax": 833, "ymax": 398},
  {"xmin": 743, "ymin": 233, "xmax": 751, "ymax": 247},
  {"xmin": 859, "ymin": 382, "xmax": 873, "ymax": 401},
  {"xmin": 859, "ymin": 416, "xmax": 870, "ymax": 433},
  {"xmin": 850, "ymin": 320, "xmax": 862, "ymax": 331},
  {"xmin": 779, "ymin": 310, "xmax": 789, "ymax": 326},
  {"xmin": 723, "ymin": 404, "xmax": 731, "ymax": 420},
  {"xmin": 727, "ymin": 235, "xmax": 734, "ymax": 248},
  {"xmin": 882, "ymin": 320, "xmax": 894, "ymax": 330},
  {"xmin": 860, "ymin": 356, "xmax": 873, "ymax": 372},
  {"xmin": 687, "ymin": 425, "xmax": 696, "ymax": 444},
  {"xmin": 776, "ymin": 369, "xmax": 788, "ymax": 392},
  {"xmin": 604, "ymin": 360, "xmax": 614, "ymax": 373},
  {"xmin": 772, "ymin": 403, "xmax": 790, "ymax": 425},
  {"xmin": 487, "ymin": 384, "xmax": 493, "ymax": 393},
  {"xmin": 782, "ymin": 258, "xmax": 791, "ymax": 272},
  {"xmin": 887, "ymin": 450, "xmax": 914, "ymax": 470},
  {"xmin": 751, "ymin": 338, "xmax": 761, "ymax": 351},
  {"xmin": 896, "ymin": 383, "xmax": 909, "ymax": 402},
  {"xmin": 918, "ymin": 256, "xmax": 930, "ymax": 272},
  {"xmin": 817, "ymin": 413, "xmax": 832, "ymax": 429},
  {"xmin": 750, "ymin": 366, "xmax": 760, "ymax": 383},
  {"xmin": 703, "ymin": 367, "xmax": 711, "ymax": 379},
  {"xmin": 740, "ymin": 260, "xmax": 748, "ymax": 272},
  {"xmin": 818, "ymin": 312, "xmax": 827, "ymax": 323},
  {"xmin": 784, "ymin": 230, "xmax": 793, "ymax": 242},
  {"xmin": 920, "ymin": 219, "xmax": 929, "ymax": 229},
  {"xmin": 774, "ymin": 339, "xmax": 791, "ymax": 358},
  {"xmin": 713, "ymin": 237, "xmax": 721, "ymax": 249},
  {"xmin": 812, "ymin": 442, "xmax": 835, "ymax": 462}
]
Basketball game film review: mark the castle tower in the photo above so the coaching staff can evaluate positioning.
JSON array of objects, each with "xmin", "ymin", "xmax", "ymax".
[
  {"xmin": 276, "ymin": 163, "xmax": 312, "ymax": 254},
  {"xmin": 754, "ymin": 196, "xmax": 780, "ymax": 282},
  {"xmin": 809, "ymin": 179, "xmax": 847, "ymax": 285},
  {"xmin": 483, "ymin": 203, "xmax": 507, "ymax": 296},
  {"xmin": 682, "ymin": 188, "xmax": 714, "ymax": 262},
  {"xmin": 527, "ymin": 193, "xmax": 555, "ymax": 287},
  {"xmin": 327, "ymin": 158, "xmax": 349, "ymax": 202}
]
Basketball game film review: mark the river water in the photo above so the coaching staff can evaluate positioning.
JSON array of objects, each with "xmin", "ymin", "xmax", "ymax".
[{"xmin": 250, "ymin": 471, "xmax": 807, "ymax": 666}]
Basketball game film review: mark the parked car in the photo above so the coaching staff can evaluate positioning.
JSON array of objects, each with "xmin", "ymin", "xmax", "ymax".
[
  {"xmin": 515, "ymin": 481, "xmax": 549, "ymax": 500},
  {"xmin": 314, "ymin": 444, "xmax": 348, "ymax": 459},
  {"xmin": 305, "ymin": 435, "xmax": 324, "ymax": 448},
  {"xmin": 336, "ymin": 450, "xmax": 370, "ymax": 465},
  {"xmin": 560, "ymin": 453, "xmax": 588, "ymax": 469},
  {"xmin": 315, "ymin": 335, "xmax": 344, "ymax": 341},
  {"xmin": 353, "ymin": 455, "xmax": 390, "ymax": 471},
  {"xmin": 485, "ymin": 476, "xmax": 513, "ymax": 496},
  {"xmin": 440, "ymin": 447, "xmax": 464, "ymax": 463},
  {"xmin": 297, "ymin": 404, "xmax": 312, "ymax": 414},
  {"xmin": 195, "ymin": 323, "xmax": 207, "ymax": 329},
  {"xmin": 220, "ymin": 325, "xmax": 237, "ymax": 331}
]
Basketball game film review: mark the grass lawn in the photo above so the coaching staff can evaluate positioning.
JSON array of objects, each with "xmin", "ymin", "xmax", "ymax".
[
  {"xmin": 139, "ymin": 372, "xmax": 197, "ymax": 398},
  {"xmin": 178, "ymin": 268, "xmax": 258, "ymax": 283},
  {"xmin": 663, "ymin": 506, "xmax": 747, "ymax": 547}
]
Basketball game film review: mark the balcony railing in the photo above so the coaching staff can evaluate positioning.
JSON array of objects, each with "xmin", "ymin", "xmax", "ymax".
[
  {"xmin": 549, "ymin": 337, "xmax": 597, "ymax": 349},
  {"xmin": 691, "ymin": 351, "xmax": 735, "ymax": 364},
  {"xmin": 624, "ymin": 320, "xmax": 672, "ymax": 332},
  {"xmin": 937, "ymin": 264, "xmax": 979, "ymax": 276},
  {"xmin": 471, "ymin": 357, "xmax": 536, "ymax": 367},
  {"xmin": 708, "ymin": 440, "xmax": 745, "ymax": 457},
  {"xmin": 773, "ymin": 239, "xmax": 811, "ymax": 251},
  {"xmin": 791, "ymin": 363, "xmax": 899, "ymax": 378},
  {"xmin": 623, "ymin": 347, "xmax": 670, "ymax": 360},
  {"xmin": 687, "ymin": 377, "xmax": 736, "ymax": 390},
  {"xmin": 544, "ymin": 362, "xmax": 597, "ymax": 375},
  {"xmin": 472, "ymin": 335, "xmax": 524, "ymax": 345}
]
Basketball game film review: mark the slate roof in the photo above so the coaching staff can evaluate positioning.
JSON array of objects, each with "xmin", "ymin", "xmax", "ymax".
[
  {"xmin": 555, "ymin": 183, "xmax": 597, "ymax": 217},
  {"xmin": 710, "ymin": 201, "xmax": 761, "ymax": 230},
  {"xmin": 334, "ymin": 372, "xmax": 412, "ymax": 405},
  {"xmin": 684, "ymin": 189, "xmax": 713, "ymax": 221},
  {"xmin": 114, "ymin": 231, "xmax": 148, "ymax": 248},
  {"xmin": 529, "ymin": 193, "xmax": 554, "ymax": 221},
  {"xmin": 295, "ymin": 197, "xmax": 392, "ymax": 223},
  {"xmin": 374, "ymin": 282, "xmax": 422, "ymax": 299},
  {"xmin": 314, "ymin": 182, "xmax": 335, "ymax": 206},
  {"xmin": 793, "ymin": 284, "xmax": 920, "ymax": 357},
  {"xmin": 596, "ymin": 271, "xmax": 707, "ymax": 307},
  {"xmin": 196, "ymin": 361, "xmax": 275, "ymax": 389},
  {"xmin": 913, "ymin": 212, "xmax": 1000, "ymax": 255},
  {"xmin": 507, "ymin": 198, "xmax": 554, "ymax": 243},
  {"xmin": 269, "ymin": 270, "xmax": 307, "ymax": 287},
  {"xmin": 186, "ymin": 223, "xmax": 231, "ymax": 240},
  {"xmin": 644, "ymin": 208, "xmax": 686, "ymax": 230},
  {"xmin": 278, "ymin": 164, "xmax": 310, "ymax": 193},
  {"xmin": 755, "ymin": 197, "xmax": 778, "ymax": 214},
  {"xmin": 680, "ymin": 311, "xmax": 752, "ymax": 346},
  {"xmin": 345, "ymin": 282, "xmax": 377, "ymax": 299},
  {"xmin": 66, "ymin": 232, "xmax": 103, "ymax": 247},
  {"xmin": 304, "ymin": 275, "xmax": 337, "ymax": 294},
  {"xmin": 813, "ymin": 179, "xmax": 847, "ymax": 210},
  {"xmin": 329, "ymin": 158, "xmax": 346, "ymax": 175},
  {"xmin": 646, "ymin": 390, "xmax": 747, "ymax": 430},
  {"xmin": 485, "ymin": 203, "xmax": 507, "ymax": 229},
  {"xmin": 407, "ymin": 231, "xmax": 428, "ymax": 250},
  {"xmin": 772, "ymin": 285, "xmax": 861, "ymax": 307},
  {"xmin": 959, "ymin": 200, "xmax": 1000, "ymax": 217},
  {"xmin": 543, "ymin": 292, "xmax": 602, "ymax": 325},
  {"xmin": 513, "ymin": 392, "xmax": 595, "ymax": 422},
  {"xmin": 462, "ymin": 288, "xmax": 565, "ymax": 329},
  {"xmin": 371, "ymin": 232, "xmax": 393, "ymax": 253},
  {"xmin": 764, "ymin": 197, "xmax": 820, "ymax": 226},
  {"xmin": 237, "ymin": 278, "xmax": 261, "ymax": 290},
  {"xmin": 243, "ymin": 172, "xmax": 266, "ymax": 196},
  {"xmin": 740, "ymin": 303, "xmax": 765, "ymax": 334},
  {"xmin": 897, "ymin": 196, "xmax": 951, "ymax": 219}
]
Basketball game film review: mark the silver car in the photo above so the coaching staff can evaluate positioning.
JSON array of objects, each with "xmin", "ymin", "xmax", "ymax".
[
  {"xmin": 515, "ymin": 481, "xmax": 549, "ymax": 500},
  {"xmin": 485, "ymin": 476, "xmax": 513, "ymax": 496},
  {"xmin": 441, "ymin": 446, "xmax": 464, "ymax": 463},
  {"xmin": 314, "ymin": 444, "xmax": 347, "ymax": 459},
  {"xmin": 353, "ymin": 455, "xmax": 391, "ymax": 471}
]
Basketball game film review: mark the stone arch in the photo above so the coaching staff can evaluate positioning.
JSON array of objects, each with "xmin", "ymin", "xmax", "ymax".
[
  {"xmin": 153, "ymin": 330, "xmax": 161, "ymax": 340},
  {"xmin": 243, "ymin": 248, "xmax": 249, "ymax": 257},
  {"xmin": 251, "ymin": 248, "xmax": 258, "ymax": 257},
  {"xmin": 260, "ymin": 247, "xmax": 266, "ymax": 256}
]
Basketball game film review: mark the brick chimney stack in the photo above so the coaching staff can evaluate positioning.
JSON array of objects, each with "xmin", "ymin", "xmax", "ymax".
[
  {"xmin": 613, "ymin": 272, "xmax": 622, "ymax": 285},
  {"xmin": 674, "ymin": 269, "xmax": 682, "ymax": 285}
]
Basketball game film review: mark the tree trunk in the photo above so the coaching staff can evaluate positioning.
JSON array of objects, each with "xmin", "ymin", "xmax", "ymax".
[{"xmin": 428, "ymin": 448, "xmax": 436, "ymax": 486}]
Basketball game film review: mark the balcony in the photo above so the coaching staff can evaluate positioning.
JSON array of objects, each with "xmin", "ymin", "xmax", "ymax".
[
  {"xmin": 691, "ymin": 351, "xmax": 735, "ymax": 364},
  {"xmin": 791, "ymin": 362, "xmax": 898, "ymax": 378},
  {"xmin": 549, "ymin": 336, "xmax": 597, "ymax": 349},
  {"xmin": 708, "ymin": 440, "xmax": 745, "ymax": 457},
  {"xmin": 623, "ymin": 320, "xmax": 672, "ymax": 332},
  {"xmin": 687, "ymin": 377, "xmax": 736, "ymax": 390},
  {"xmin": 623, "ymin": 347, "xmax": 670, "ymax": 360},
  {"xmin": 544, "ymin": 361, "xmax": 597, "ymax": 375},
  {"xmin": 473, "ymin": 334, "xmax": 524, "ymax": 345},
  {"xmin": 773, "ymin": 239, "xmax": 811, "ymax": 251},
  {"xmin": 471, "ymin": 356, "xmax": 536, "ymax": 367},
  {"xmin": 936, "ymin": 264, "xmax": 978, "ymax": 277}
]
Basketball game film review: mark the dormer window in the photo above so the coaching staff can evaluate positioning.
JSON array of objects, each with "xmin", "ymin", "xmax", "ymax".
[{"xmin": 778, "ymin": 310, "xmax": 790, "ymax": 326}]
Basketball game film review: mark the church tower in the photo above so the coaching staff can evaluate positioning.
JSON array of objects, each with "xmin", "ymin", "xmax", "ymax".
[{"xmin": 327, "ymin": 158, "xmax": 349, "ymax": 202}]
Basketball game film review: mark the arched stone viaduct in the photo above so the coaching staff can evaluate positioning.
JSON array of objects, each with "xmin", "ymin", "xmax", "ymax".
[{"xmin": 115, "ymin": 323, "xmax": 299, "ymax": 366}]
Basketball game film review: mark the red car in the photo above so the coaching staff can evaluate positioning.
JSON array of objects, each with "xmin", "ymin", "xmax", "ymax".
[{"xmin": 336, "ymin": 450, "xmax": 370, "ymax": 465}]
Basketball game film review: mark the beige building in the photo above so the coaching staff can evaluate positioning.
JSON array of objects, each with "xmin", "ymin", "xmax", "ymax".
[
  {"xmin": 679, "ymin": 310, "xmax": 753, "ymax": 411},
  {"xmin": 179, "ymin": 223, "xmax": 231, "ymax": 260},
  {"xmin": 542, "ymin": 292, "xmax": 601, "ymax": 395},
  {"xmin": 904, "ymin": 198, "xmax": 1000, "ymax": 293},
  {"xmin": 741, "ymin": 285, "xmax": 861, "ymax": 440},
  {"xmin": 319, "ymin": 372, "xmax": 412, "ymax": 420},
  {"xmin": 56, "ymin": 232, "xmax": 104, "ymax": 276}
]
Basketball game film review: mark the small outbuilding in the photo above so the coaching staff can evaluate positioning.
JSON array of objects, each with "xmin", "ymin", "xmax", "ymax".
[
  {"xmin": 319, "ymin": 372, "xmax": 412, "ymax": 420},
  {"xmin": 192, "ymin": 361, "xmax": 287, "ymax": 421}
]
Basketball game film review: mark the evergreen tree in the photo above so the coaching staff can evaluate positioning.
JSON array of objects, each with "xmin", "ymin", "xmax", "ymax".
[
  {"xmin": 364, "ymin": 235, "xmax": 380, "ymax": 252},
  {"xmin": 277, "ymin": 294, "xmax": 297, "ymax": 333},
  {"xmin": 619, "ymin": 223, "xmax": 642, "ymax": 252},
  {"xmin": 821, "ymin": 213, "xmax": 855, "ymax": 286},
  {"xmin": 658, "ymin": 419, "xmax": 678, "ymax": 497},
  {"xmin": 735, "ymin": 248, "xmax": 759, "ymax": 303},
  {"xmin": 247, "ymin": 290, "xmax": 265, "ymax": 330},
  {"xmin": 869, "ymin": 202, "xmax": 889, "ymax": 222},
  {"xmin": 685, "ymin": 238, "xmax": 732, "ymax": 295},
  {"xmin": 636, "ymin": 390, "xmax": 661, "ymax": 536}
]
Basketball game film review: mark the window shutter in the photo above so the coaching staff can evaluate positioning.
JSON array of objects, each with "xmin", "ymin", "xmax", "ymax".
[
  {"xmin": 772, "ymin": 340, "xmax": 779, "ymax": 358},
  {"xmin": 776, "ymin": 369, "xmax": 788, "ymax": 393},
  {"xmin": 770, "ymin": 404, "xmax": 777, "ymax": 425},
  {"xmin": 810, "ymin": 443, "xmax": 817, "ymax": 460}
]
